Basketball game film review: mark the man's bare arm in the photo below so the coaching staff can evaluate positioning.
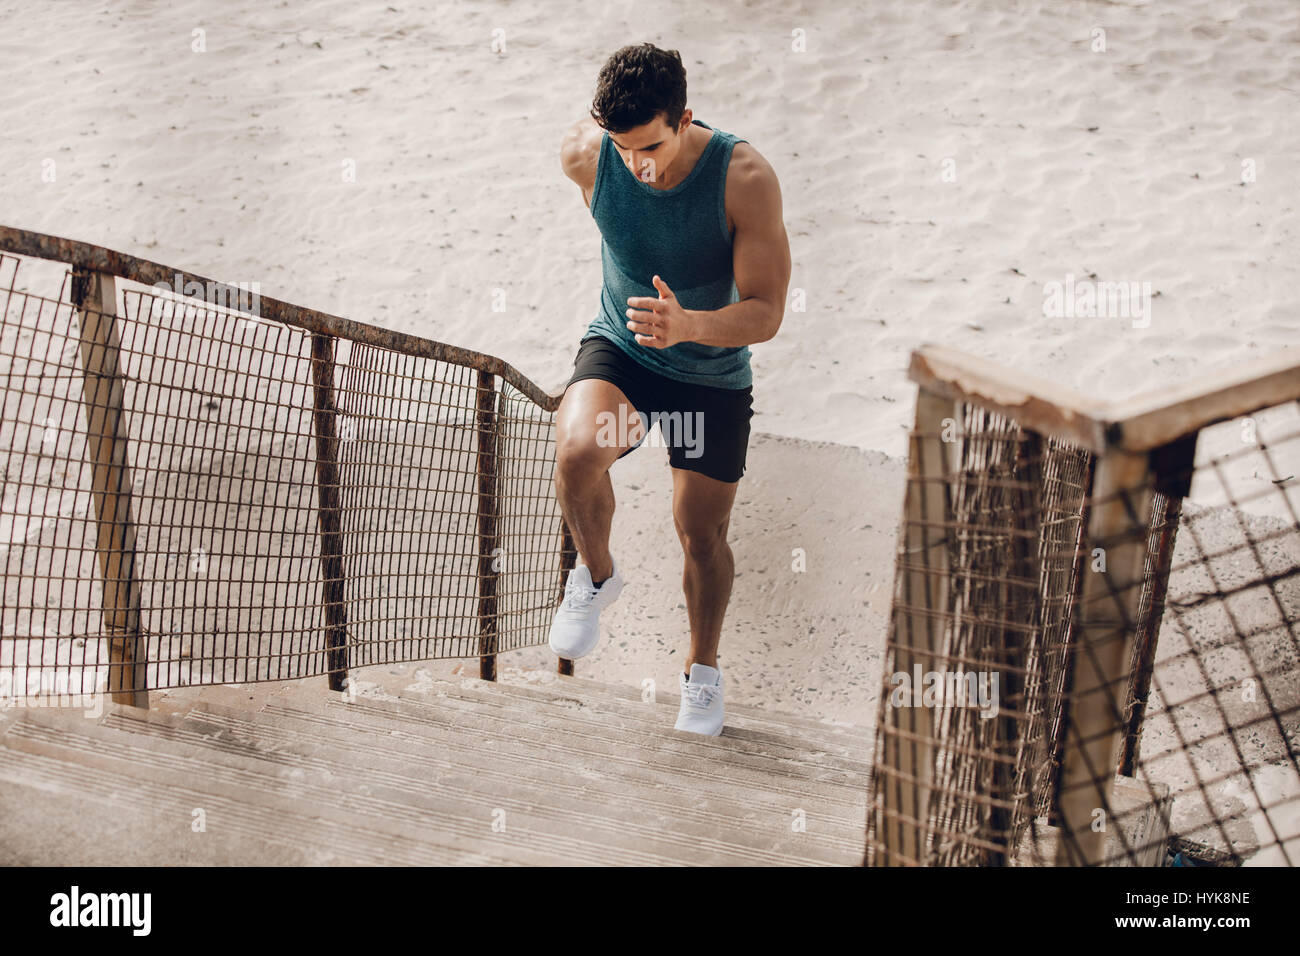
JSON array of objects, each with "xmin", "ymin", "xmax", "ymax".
[
  {"xmin": 682, "ymin": 144, "xmax": 790, "ymax": 348},
  {"xmin": 560, "ymin": 116, "xmax": 601, "ymax": 208}
]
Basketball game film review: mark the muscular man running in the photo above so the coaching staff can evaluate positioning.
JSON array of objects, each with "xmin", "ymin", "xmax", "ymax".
[{"xmin": 548, "ymin": 42, "xmax": 791, "ymax": 736}]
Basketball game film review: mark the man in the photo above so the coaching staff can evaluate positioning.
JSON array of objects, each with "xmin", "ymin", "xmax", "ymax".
[{"xmin": 548, "ymin": 42, "xmax": 791, "ymax": 736}]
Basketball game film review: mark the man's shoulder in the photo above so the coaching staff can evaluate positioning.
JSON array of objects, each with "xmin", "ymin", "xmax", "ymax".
[
  {"xmin": 725, "ymin": 140, "xmax": 779, "ymax": 192},
  {"xmin": 560, "ymin": 116, "xmax": 604, "ymax": 188},
  {"xmin": 724, "ymin": 140, "xmax": 782, "ymax": 226}
]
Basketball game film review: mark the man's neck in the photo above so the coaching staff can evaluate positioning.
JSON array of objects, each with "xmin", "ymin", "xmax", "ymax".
[{"xmin": 647, "ymin": 122, "xmax": 703, "ymax": 190}]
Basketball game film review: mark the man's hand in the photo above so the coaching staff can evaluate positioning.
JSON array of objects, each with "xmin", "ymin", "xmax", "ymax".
[{"xmin": 626, "ymin": 275, "xmax": 693, "ymax": 348}]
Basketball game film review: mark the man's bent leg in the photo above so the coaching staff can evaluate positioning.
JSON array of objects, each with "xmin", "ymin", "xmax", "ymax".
[
  {"xmin": 554, "ymin": 378, "xmax": 645, "ymax": 582},
  {"xmin": 671, "ymin": 466, "xmax": 740, "ymax": 672}
]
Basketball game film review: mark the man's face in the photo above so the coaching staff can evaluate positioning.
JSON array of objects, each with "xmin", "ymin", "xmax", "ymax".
[{"xmin": 606, "ymin": 110, "xmax": 692, "ymax": 184}]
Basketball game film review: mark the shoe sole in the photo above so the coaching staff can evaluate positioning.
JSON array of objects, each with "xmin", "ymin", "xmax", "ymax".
[
  {"xmin": 674, "ymin": 723, "xmax": 724, "ymax": 737},
  {"xmin": 548, "ymin": 636, "xmax": 599, "ymax": 660}
]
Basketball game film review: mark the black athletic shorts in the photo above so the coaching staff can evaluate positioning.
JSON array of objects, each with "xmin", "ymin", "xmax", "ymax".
[{"xmin": 564, "ymin": 334, "xmax": 754, "ymax": 483}]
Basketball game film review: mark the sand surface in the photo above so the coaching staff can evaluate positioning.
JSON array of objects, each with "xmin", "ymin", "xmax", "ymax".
[{"xmin": 2, "ymin": 0, "xmax": 1297, "ymax": 467}]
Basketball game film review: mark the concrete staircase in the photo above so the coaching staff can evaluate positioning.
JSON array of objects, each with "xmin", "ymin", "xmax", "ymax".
[{"xmin": 0, "ymin": 666, "xmax": 873, "ymax": 865}]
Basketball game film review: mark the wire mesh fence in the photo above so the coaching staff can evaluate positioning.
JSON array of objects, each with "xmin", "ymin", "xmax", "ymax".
[
  {"xmin": 0, "ymin": 230, "xmax": 570, "ymax": 706},
  {"xmin": 867, "ymin": 348, "xmax": 1300, "ymax": 867}
]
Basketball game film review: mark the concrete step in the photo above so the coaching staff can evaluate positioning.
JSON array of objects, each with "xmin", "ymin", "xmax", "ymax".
[
  {"xmin": 175, "ymin": 693, "xmax": 870, "ymax": 817},
  {"xmin": 0, "ymin": 777, "xmax": 353, "ymax": 866},
  {"xmin": 435, "ymin": 671, "xmax": 876, "ymax": 764},
  {"xmin": 0, "ymin": 669, "xmax": 872, "ymax": 866},
  {"xmin": 256, "ymin": 681, "xmax": 874, "ymax": 809},
  {"xmin": 195, "ymin": 671, "xmax": 875, "ymax": 795},
  {"xmin": 177, "ymin": 681, "xmax": 871, "ymax": 842},
  {"xmin": 0, "ymin": 719, "xmax": 499, "ymax": 865},
  {"xmin": 174, "ymin": 666, "xmax": 878, "ymax": 762},
  {"xmin": 517, "ymin": 671, "xmax": 876, "ymax": 745},
  {"xmin": 106, "ymin": 701, "xmax": 864, "ymax": 865}
]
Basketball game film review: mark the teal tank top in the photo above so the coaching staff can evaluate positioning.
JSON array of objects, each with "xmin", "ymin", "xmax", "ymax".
[{"xmin": 582, "ymin": 119, "xmax": 752, "ymax": 389}]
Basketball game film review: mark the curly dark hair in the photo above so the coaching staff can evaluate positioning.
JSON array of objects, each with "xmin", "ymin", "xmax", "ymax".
[{"xmin": 589, "ymin": 43, "xmax": 687, "ymax": 135}]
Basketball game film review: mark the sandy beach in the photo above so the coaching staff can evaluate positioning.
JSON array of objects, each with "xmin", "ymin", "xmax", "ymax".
[{"xmin": 2, "ymin": 0, "xmax": 1297, "ymax": 461}]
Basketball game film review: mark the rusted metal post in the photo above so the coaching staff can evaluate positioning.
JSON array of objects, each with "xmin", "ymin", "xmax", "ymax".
[
  {"xmin": 988, "ymin": 429, "xmax": 1044, "ymax": 864},
  {"xmin": 874, "ymin": 387, "xmax": 957, "ymax": 865},
  {"xmin": 309, "ymin": 333, "xmax": 349, "ymax": 691},
  {"xmin": 72, "ymin": 268, "xmax": 148, "ymax": 708},
  {"xmin": 1118, "ymin": 434, "xmax": 1194, "ymax": 776},
  {"xmin": 1117, "ymin": 495, "xmax": 1181, "ymax": 775},
  {"xmin": 476, "ymin": 370, "xmax": 500, "ymax": 682},
  {"xmin": 1054, "ymin": 449, "xmax": 1154, "ymax": 865},
  {"xmin": 1045, "ymin": 453, "xmax": 1095, "ymax": 827},
  {"xmin": 555, "ymin": 518, "xmax": 577, "ymax": 676}
]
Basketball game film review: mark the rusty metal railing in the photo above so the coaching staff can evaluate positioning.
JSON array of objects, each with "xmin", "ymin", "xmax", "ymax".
[
  {"xmin": 0, "ymin": 225, "xmax": 579, "ymax": 708},
  {"xmin": 867, "ymin": 345, "xmax": 1300, "ymax": 867}
]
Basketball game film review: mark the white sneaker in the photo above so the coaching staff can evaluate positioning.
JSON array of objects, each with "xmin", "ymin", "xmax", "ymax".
[
  {"xmin": 548, "ymin": 559, "xmax": 624, "ymax": 660},
  {"xmin": 675, "ymin": 663, "xmax": 724, "ymax": 736}
]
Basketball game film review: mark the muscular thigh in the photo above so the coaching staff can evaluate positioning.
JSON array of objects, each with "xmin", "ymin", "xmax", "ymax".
[
  {"xmin": 557, "ymin": 336, "xmax": 662, "ymax": 471},
  {"xmin": 556, "ymin": 378, "xmax": 648, "ymax": 471}
]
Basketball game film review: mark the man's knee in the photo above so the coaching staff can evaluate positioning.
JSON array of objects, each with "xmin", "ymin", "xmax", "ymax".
[
  {"xmin": 555, "ymin": 381, "xmax": 641, "ymax": 483},
  {"xmin": 555, "ymin": 427, "xmax": 625, "ymax": 485},
  {"xmin": 674, "ymin": 516, "xmax": 729, "ymax": 562}
]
